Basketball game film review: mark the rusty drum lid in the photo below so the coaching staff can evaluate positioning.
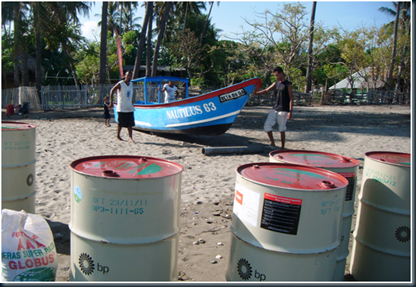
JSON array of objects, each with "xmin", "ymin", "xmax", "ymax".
[
  {"xmin": 365, "ymin": 151, "xmax": 410, "ymax": 167},
  {"xmin": 237, "ymin": 162, "xmax": 348, "ymax": 190},
  {"xmin": 270, "ymin": 150, "xmax": 359, "ymax": 169},
  {"xmin": 2, "ymin": 121, "xmax": 36, "ymax": 131},
  {"xmin": 70, "ymin": 155, "xmax": 183, "ymax": 179}
]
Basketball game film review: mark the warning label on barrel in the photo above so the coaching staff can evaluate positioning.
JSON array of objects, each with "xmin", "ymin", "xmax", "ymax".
[
  {"xmin": 338, "ymin": 172, "xmax": 356, "ymax": 201},
  {"xmin": 233, "ymin": 184, "xmax": 260, "ymax": 227},
  {"xmin": 260, "ymin": 193, "xmax": 302, "ymax": 235}
]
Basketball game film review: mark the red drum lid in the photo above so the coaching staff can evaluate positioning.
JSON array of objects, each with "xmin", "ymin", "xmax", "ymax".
[
  {"xmin": 70, "ymin": 155, "xmax": 183, "ymax": 179},
  {"xmin": 2, "ymin": 121, "xmax": 36, "ymax": 130},
  {"xmin": 270, "ymin": 150, "xmax": 359, "ymax": 168},
  {"xmin": 237, "ymin": 162, "xmax": 348, "ymax": 190},
  {"xmin": 365, "ymin": 151, "xmax": 410, "ymax": 166}
]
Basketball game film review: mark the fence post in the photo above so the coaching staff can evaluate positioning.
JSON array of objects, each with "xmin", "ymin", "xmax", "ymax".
[
  {"xmin": 18, "ymin": 87, "xmax": 22, "ymax": 105},
  {"xmin": 84, "ymin": 85, "xmax": 88, "ymax": 107},
  {"xmin": 47, "ymin": 86, "xmax": 50, "ymax": 110}
]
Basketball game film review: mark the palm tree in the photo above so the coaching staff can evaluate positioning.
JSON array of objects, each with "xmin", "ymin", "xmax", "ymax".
[
  {"xmin": 146, "ymin": 6, "xmax": 154, "ymax": 77},
  {"xmin": 44, "ymin": 2, "xmax": 91, "ymax": 89},
  {"xmin": 121, "ymin": 9, "xmax": 141, "ymax": 33},
  {"xmin": 97, "ymin": 2, "xmax": 120, "ymax": 37},
  {"xmin": 378, "ymin": 2, "xmax": 411, "ymax": 30},
  {"xmin": 133, "ymin": 2, "xmax": 154, "ymax": 78},
  {"xmin": 100, "ymin": 2, "xmax": 108, "ymax": 85},
  {"xmin": 379, "ymin": 2, "xmax": 410, "ymax": 93},
  {"xmin": 175, "ymin": 1, "xmax": 206, "ymax": 30},
  {"xmin": 394, "ymin": 19, "xmax": 410, "ymax": 96},
  {"xmin": 1, "ymin": 2, "xmax": 15, "ymax": 37},
  {"xmin": 151, "ymin": 2, "xmax": 173, "ymax": 77},
  {"xmin": 120, "ymin": 2, "xmax": 139, "ymax": 33},
  {"xmin": 386, "ymin": 2, "xmax": 401, "ymax": 91},
  {"xmin": 305, "ymin": 1, "xmax": 317, "ymax": 93},
  {"xmin": 13, "ymin": 3, "xmax": 35, "ymax": 87},
  {"xmin": 200, "ymin": 1, "xmax": 220, "ymax": 45},
  {"xmin": 30, "ymin": 2, "xmax": 48, "ymax": 103}
]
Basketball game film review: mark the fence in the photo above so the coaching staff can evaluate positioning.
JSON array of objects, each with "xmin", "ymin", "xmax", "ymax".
[
  {"xmin": 248, "ymin": 91, "xmax": 314, "ymax": 106},
  {"xmin": 2, "ymin": 87, "xmax": 42, "ymax": 111},
  {"xmin": 1, "ymin": 83, "xmax": 198, "ymax": 111},
  {"xmin": 1, "ymin": 84, "xmax": 410, "ymax": 112},
  {"xmin": 322, "ymin": 90, "xmax": 410, "ymax": 105},
  {"xmin": 2, "ymin": 85, "xmax": 116, "ymax": 111}
]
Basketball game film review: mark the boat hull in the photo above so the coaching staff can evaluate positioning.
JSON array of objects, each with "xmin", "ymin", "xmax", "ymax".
[{"xmin": 114, "ymin": 78, "xmax": 261, "ymax": 136}]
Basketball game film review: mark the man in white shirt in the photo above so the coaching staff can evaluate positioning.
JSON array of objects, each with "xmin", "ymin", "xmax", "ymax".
[
  {"xmin": 110, "ymin": 70, "xmax": 135, "ymax": 143},
  {"xmin": 161, "ymin": 81, "xmax": 179, "ymax": 103}
]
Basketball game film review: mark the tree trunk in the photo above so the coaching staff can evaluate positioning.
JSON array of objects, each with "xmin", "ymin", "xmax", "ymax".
[
  {"xmin": 99, "ymin": 2, "xmax": 108, "ymax": 103},
  {"xmin": 200, "ymin": 2, "xmax": 214, "ymax": 45},
  {"xmin": 13, "ymin": 4, "xmax": 20, "ymax": 88},
  {"xmin": 304, "ymin": 1, "xmax": 316, "ymax": 93},
  {"xmin": 151, "ymin": 2, "xmax": 172, "ymax": 77},
  {"xmin": 22, "ymin": 49, "xmax": 29, "ymax": 86},
  {"xmin": 146, "ymin": 9, "xmax": 153, "ymax": 77},
  {"xmin": 394, "ymin": 19, "xmax": 410, "ymax": 101},
  {"xmin": 34, "ymin": 3, "xmax": 42, "ymax": 104},
  {"xmin": 62, "ymin": 42, "xmax": 79, "ymax": 90},
  {"xmin": 99, "ymin": 1, "xmax": 108, "ymax": 85},
  {"xmin": 183, "ymin": 2, "xmax": 188, "ymax": 29},
  {"xmin": 133, "ymin": 2, "xmax": 153, "ymax": 78},
  {"xmin": 387, "ymin": 2, "xmax": 401, "ymax": 91},
  {"xmin": 2, "ymin": 63, "xmax": 7, "ymax": 89}
]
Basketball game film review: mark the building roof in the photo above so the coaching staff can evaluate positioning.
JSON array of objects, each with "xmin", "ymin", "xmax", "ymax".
[{"xmin": 329, "ymin": 68, "xmax": 385, "ymax": 89}]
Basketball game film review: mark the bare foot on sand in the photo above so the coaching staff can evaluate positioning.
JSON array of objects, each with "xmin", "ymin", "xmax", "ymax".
[
  {"xmin": 129, "ymin": 138, "xmax": 135, "ymax": 143},
  {"xmin": 117, "ymin": 136, "xmax": 123, "ymax": 141}
]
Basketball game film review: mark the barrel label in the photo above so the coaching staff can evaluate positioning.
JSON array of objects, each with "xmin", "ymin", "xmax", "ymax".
[
  {"xmin": 260, "ymin": 193, "xmax": 302, "ymax": 235},
  {"xmin": 74, "ymin": 186, "xmax": 82, "ymax": 203},
  {"xmin": 90, "ymin": 197, "xmax": 147, "ymax": 216},
  {"xmin": 337, "ymin": 172, "xmax": 356, "ymax": 201},
  {"xmin": 364, "ymin": 166, "xmax": 397, "ymax": 187},
  {"xmin": 233, "ymin": 184, "xmax": 260, "ymax": 227},
  {"xmin": 3, "ymin": 140, "xmax": 32, "ymax": 150}
]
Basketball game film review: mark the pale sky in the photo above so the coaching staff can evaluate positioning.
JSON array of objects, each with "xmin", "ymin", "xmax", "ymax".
[{"xmin": 80, "ymin": 1, "xmax": 397, "ymax": 41}]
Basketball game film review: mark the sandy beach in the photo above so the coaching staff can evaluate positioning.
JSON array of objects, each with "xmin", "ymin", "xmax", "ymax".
[{"xmin": 2, "ymin": 104, "xmax": 411, "ymax": 282}]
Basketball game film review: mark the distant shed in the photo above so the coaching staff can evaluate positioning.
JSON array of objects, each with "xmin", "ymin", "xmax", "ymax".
[{"xmin": 329, "ymin": 68, "xmax": 385, "ymax": 90}]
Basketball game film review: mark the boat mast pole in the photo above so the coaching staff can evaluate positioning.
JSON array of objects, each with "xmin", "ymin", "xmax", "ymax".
[
  {"xmin": 144, "ymin": 79, "xmax": 148, "ymax": 104},
  {"xmin": 158, "ymin": 82, "xmax": 162, "ymax": 103}
]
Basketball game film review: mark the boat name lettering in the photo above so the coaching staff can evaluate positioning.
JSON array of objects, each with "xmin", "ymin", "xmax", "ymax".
[
  {"xmin": 166, "ymin": 105, "xmax": 204, "ymax": 119},
  {"xmin": 219, "ymin": 89, "xmax": 247, "ymax": 103}
]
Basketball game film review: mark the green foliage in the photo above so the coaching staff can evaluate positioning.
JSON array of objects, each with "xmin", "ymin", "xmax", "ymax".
[
  {"xmin": 1, "ymin": 34, "xmax": 14, "ymax": 71},
  {"xmin": 4, "ymin": 1, "xmax": 410, "ymax": 93},
  {"xmin": 190, "ymin": 77, "xmax": 204, "ymax": 88}
]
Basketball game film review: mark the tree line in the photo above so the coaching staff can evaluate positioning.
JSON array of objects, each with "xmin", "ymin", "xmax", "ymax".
[{"xmin": 2, "ymin": 1, "xmax": 411, "ymax": 104}]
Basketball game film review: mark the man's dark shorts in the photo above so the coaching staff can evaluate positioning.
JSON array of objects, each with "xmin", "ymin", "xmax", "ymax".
[{"xmin": 118, "ymin": 112, "xmax": 135, "ymax": 127}]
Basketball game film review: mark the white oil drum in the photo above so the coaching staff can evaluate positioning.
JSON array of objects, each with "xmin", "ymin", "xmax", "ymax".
[
  {"xmin": 270, "ymin": 150, "xmax": 359, "ymax": 280},
  {"xmin": 1, "ymin": 121, "xmax": 37, "ymax": 213},
  {"xmin": 69, "ymin": 155, "xmax": 183, "ymax": 281},
  {"xmin": 226, "ymin": 162, "xmax": 348, "ymax": 281},
  {"xmin": 350, "ymin": 151, "xmax": 410, "ymax": 281}
]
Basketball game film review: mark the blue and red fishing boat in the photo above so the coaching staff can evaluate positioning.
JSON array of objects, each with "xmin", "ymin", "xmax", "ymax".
[{"xmin": 113, "ymin": 76, "xmax": 262, "ymax": 136}]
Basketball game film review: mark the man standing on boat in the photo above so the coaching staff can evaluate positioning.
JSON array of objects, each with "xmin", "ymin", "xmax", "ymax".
[
  {"xmin": 110, "ymin": 70, "xmax": 135, "ymax": 143},
  {"xmin": 161, "ymin": 81, "xmax": 179, "ymax": 103},
  {"xmin": 255, "ymin": 66, "xmax": 293, "ymax": 150}
]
